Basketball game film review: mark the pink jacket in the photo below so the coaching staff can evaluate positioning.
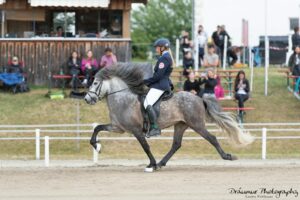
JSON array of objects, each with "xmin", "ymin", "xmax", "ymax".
[{"xmin": 81, "ymin": 58, "xmax": 98, "ymax": 72}]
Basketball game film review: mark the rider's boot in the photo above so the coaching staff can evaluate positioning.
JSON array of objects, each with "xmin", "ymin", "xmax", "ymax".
[{"xmin": 145, "ymin": 105, "xmax": 161, "ymax": 138}]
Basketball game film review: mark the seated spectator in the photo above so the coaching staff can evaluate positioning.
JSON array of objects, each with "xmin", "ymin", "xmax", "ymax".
[
  {"xmin": 199, "ymin": 68, "xmax": 217, "ymax": 98},
  {"xmin": 100, "ymin": 47, "xmax": 117, "ymax": 68},
  {"xmin": 67, "ymin": 51, "xmax": 82, "ymax": 92},
  {"xmin": 7, "ymin": 56, "xmax": 23, "ymax": 74},
  {"xmin": 182, "ymin": 51, "xmax": 194, "ymax": 77},
  {"xmin": 227, "ymin": 46, "xmax": 242, "ymax": 66},
  {"xmin": 203, "ymin": 44, "xmax": 219, "ymax": 70},
  {"xmin": 288, "ymin": 45, "xmax": 300, "ymax": 73},
  {"xmin": 234, "ymin": 70, "xmax": 250, "ymax": 114},
  {"xmin": 214, "ymin": 76, "xmax": 225, "ymax": 99},
  {"xmin": 81, "ymin": 50, "xmax": 99, "ymax": 86},
  {"xmin": 183, "ymin": 71, "xmax": 200, "ymax": 95}
]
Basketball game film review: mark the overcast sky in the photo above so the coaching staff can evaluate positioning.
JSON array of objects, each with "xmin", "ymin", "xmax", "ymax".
[{"xmin": 133, "ymin": 0, "xmax": 300, "ymax": 46}]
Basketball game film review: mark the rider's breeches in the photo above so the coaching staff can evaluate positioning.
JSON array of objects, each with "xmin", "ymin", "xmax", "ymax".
[{"xmin": 144, "ymin": 88, "xmax": 164, "ymax": 109}]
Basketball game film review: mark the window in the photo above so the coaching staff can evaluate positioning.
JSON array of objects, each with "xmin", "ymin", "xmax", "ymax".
[{"xmin": 53, "ymin": 12, "xmax": 76, "ymax": 37}]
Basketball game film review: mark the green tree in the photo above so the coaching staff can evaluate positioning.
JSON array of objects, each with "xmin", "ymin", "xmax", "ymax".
[{"xmin": 131, "ymin": 0, "xmax": 192, "ymax": 59}]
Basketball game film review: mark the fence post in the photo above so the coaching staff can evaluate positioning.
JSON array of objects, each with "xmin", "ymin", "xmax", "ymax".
[
  {"xmin": 176, "ymin": 38, "xmax": 180, "ymax": 67},
  {"xmin": 35, "ymin": 129, "xmax": 40, "ymax": 160},
  {"xmin": 262, "ymin": 128, "xmax": 267, "ymax": 160},
  {"xmin": 222, "ymin": 35, "xmax": 228, "ymax": 70},
  {"xmin": 45, "ymin": 136, "xmax": 50, "ymax": 167}
]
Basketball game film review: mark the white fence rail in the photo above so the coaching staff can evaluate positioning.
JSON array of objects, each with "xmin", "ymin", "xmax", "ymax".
[{"xmin": 0, "ymin": 123, "xmax": 300, "ymax": 167}]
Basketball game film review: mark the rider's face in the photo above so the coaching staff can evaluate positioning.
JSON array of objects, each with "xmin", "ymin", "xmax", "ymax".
[{"xmin": 155, "ymin": 47, "xmax": 161, "ymax": 55}]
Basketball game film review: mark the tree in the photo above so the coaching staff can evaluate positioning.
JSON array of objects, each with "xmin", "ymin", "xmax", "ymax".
[{"xmin": 131, "ymin": 0, "xmax": 192, "ymax": 59}]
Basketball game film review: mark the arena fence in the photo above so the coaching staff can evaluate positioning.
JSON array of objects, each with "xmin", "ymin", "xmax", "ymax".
[{"xmin": 0, "ymin": 123, "xmax": 300, "ymax": 167}]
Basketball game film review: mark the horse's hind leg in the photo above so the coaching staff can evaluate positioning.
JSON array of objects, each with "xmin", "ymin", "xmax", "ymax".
[
  {"xmin": 192, "ymin": 125, "xmax": 237, "ymax": 160},
  {"xmin": 133, "ymin": 132, "xmax": 157, "ymax": 172},
  {"xmin": 157, "ymin": 122, "xmax": 188, "ymax": 169},
  {"xmin": 90, "ymin": 124, "xmax": 112, "ymax": 152}
]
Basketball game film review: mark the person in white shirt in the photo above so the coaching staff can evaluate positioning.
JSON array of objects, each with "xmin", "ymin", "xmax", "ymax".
[{"xmin": 197, "ymin": 25, "xmax": 208, "ymax": 68}]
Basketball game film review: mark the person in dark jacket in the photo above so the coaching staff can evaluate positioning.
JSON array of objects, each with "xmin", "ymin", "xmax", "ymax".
[
  {"xmin": 182, "ymin": 51, "xmax": 194, "ymax": 77},
  {"xmin": 7, "ymin": 56, "xmax": 23, "ymax": 74},
  {"xmin": 67, "ymin": 51, "xmax": 82, "ymax": 92},
  {"xmin": 183, "ymin": 71, "xmax": 200, "ymax": 95},
  {"xmin": 199, "ymin": 68, "xmax": 217, "ymax": 98},
  {"xmin": 234, "ymin": 70, "xmax": 250, "ymax": 114},
  {"xmin": 143, "ymin": 38, "xmax": 173, "ymax": 137},
  {"xmin": 292, "ymin": 26, "xmax": 300, "ymax": 51},
  {"xmin": 288, "ymin": 45, "xmax": 300, "ymax": 73},
  {"xmin": 227, "ymin": 46, "xmax": 242, "ymax": 66}
]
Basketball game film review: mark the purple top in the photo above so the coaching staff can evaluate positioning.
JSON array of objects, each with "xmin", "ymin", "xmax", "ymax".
[
  {"xmin": 81, "ymin": 58, "xmax": 98, "ymax": 72},
  {"xmin": 100, "ymin": 54, "xmax": 117, "ymax": 68}
]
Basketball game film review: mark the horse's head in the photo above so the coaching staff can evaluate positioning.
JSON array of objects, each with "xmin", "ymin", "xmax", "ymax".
[{"xmin": 84, "ymin": 78, "xmax": 109, "ymax": 105}]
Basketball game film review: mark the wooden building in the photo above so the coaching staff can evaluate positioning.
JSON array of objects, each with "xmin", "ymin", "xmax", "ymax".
[{"xmin": 0, "ymin": 0, "xmax": 146, "ymax": 85}]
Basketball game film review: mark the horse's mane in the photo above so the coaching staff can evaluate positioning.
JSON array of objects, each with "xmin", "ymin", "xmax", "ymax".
[{"xmin": 95, "ymin": 63, "xmax": 149, "ymax": 95}]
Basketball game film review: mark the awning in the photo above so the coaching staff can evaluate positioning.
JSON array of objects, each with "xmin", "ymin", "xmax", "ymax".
[{"xmin": 28, "ymin": 0, "xmax": 110, "ymax": 8}]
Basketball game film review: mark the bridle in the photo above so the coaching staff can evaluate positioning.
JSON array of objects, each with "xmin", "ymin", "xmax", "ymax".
[{"xmin": 87, "ymin": 80, "xmax": 129, "ymax": 101}]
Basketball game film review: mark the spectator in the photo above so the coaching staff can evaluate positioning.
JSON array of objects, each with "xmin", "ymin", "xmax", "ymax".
[
  {"xmin": 227, "ymin": 46, "xmax": 242, "ymax": 66},
  {"xmin": 214, "ymin": 77, "xmax": 225, "ymax": 99},
  {"xmin": 180, "ymin": 30, "xmax": 192, "ymax": 55},
  {"xmin": 292, "ymin": 26, "xmax": 300, "ymax": 51},
  {"xmin": 56, "ymin": 26, "xmax": 64, "ymax": 37},
  {"xmin": 197, "ymin": 25, "xmax": 208, "ymax": 67},
  {"xmin": 7, "ymin": 56, "xmax": 23, "ymax": 74},
  {"xmin": 234, "ymin": 70, "xmax": 250, "ymax": 114},
  {"xmin": 203, "ymin": 44, "xmax": 219, "ymax": 70},
  {"xmin": 199, "ymin": 68, "xmax": 217, "ymax": 98},
  {"xmin": 67, "ymin": 51, "xmax": 82, "ymax": 92},
  {"xmin": 219, "ymin": 25, "xmax": 231, "ymax": 64},
  {"xmin": 100, "ymin": 47, "xmax": 117, "ymax": 68},
  {"xmin": 183, "ymin": 71, "xmax": 200, "ymax": 95},
  {"xmin": 212, "ymin": 26, "xmax": 222, "ymax": 53},
  {"xmin": 288, "ymin": 45, "xmax": 300, "ymax": 73},
  {"xmin": 182, "ymin": 51, "xmax": 194, "ymax": 77},
  {"xmin": 81, "ymin": 50, "xmax": 99, "ymax": 86}
]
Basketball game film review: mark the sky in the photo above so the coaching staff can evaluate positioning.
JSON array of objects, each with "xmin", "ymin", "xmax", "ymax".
[{"xmin": 133, "ymin": 0, "xmax": 300, "ymax": 46}]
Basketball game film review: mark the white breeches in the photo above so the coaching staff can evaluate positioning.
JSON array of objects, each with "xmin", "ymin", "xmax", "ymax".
[{"xmin": 143, "ymin": 88, "xmax": 165, "ymax": 109}]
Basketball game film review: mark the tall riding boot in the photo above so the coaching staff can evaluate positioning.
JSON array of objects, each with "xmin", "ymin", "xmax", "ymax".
[{"xmin": 146, "ymin": 105, "xmax": 161, "ymax": 138}]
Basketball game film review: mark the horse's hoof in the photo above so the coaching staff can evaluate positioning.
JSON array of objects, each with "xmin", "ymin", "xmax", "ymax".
[
  {"xmin": 144, "ymin": 167, "xmax": 154, "ymax": 173},
  {"xmin": 95, "ymin": 143, "xmax": 102, "ymax": 153}
]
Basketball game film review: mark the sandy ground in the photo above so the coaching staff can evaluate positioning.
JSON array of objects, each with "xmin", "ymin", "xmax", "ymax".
[{"xmin": 0, "ymin": 160, "xmax": 299, "ymax": 200}]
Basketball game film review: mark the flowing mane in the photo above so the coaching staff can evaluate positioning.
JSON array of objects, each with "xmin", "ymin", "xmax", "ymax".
[{"xmin": 95, "ymin": 63, "xmax": 150, "ymax": 95}]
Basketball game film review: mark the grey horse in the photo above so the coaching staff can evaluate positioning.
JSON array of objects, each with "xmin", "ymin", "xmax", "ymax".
[{"xmin": 84, "ymin": 63, "xmax": 253, "ymax": 172}]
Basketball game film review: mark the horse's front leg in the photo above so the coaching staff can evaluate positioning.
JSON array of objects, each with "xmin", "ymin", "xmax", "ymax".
[
  {"xmin": 133, "ymin": 132, "xmax": 157, "ymax": 172},
  {"xmin": 90, "ymin": 124, "xmax": 112, "ymax": 152}
]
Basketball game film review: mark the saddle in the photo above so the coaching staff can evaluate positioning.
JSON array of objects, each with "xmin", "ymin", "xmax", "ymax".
[{"xmin": 139, "ymin": 91, "xmax": 173, "ymax": 133}]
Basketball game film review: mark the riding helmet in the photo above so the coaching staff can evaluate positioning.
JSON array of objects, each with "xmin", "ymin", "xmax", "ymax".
[{"xmin": 153, "ymin": 38, "xmax": 170, "ymax": 48}]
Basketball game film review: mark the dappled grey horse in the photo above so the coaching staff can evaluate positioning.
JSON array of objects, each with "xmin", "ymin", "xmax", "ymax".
[{"xmin": 84, "ymin": 63, "xmax": 253, "ymax": 172}]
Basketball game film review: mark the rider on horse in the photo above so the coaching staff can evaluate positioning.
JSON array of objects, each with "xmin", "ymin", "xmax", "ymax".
[{"xmin": 143, "ymin": 38, "xmax": 174, "ymax": 137}]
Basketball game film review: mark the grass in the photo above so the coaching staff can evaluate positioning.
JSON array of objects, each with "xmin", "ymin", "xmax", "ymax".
[{"xmin": 0, "ymin": 67, "xmax": 299, "ymax": 160}]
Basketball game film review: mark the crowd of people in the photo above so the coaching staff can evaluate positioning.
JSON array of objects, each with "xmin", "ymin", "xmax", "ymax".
[{"xmin": 67, "ymin": 47, "xmax": 117, "ymax": 91}]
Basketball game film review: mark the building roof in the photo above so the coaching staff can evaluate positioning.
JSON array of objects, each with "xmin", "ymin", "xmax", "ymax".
[{"xmin": 28, "ymin": 0, "xmax": 110, "ymax": 8}]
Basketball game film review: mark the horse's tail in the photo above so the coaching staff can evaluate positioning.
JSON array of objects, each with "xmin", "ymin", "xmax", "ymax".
[{"xmin": 202, "ymin": 97, "xmax": 254, "ymax": 146}]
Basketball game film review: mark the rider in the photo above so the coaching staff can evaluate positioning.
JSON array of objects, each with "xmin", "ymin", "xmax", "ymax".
[{"xmin": 143, "ymin": 38, "xmax": 174, "ymax": 137}]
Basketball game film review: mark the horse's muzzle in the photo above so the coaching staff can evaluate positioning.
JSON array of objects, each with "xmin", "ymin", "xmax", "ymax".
[{"xmin": 84, "ymin": 93, "xmax": 98, "ymax": 105}]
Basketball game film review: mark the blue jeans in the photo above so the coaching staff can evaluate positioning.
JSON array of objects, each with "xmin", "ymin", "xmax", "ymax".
[{"xmin": 295, "ymin": 77, "xmax": 300, "ymax": 93}]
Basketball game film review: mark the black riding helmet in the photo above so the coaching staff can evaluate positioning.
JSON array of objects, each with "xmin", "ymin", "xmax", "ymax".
[{"xmin": 153, "ymin": 38, "xmax": 170, "ymax": 48}]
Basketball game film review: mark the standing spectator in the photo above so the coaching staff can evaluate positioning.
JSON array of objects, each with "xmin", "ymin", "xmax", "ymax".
[
  {"xmin": 180, "ymin": 30, "xmax": 192, "ymax": 55},
  {"xmin": 81, "ymin": 50, "xmax": 99, "ymax": 86},
  {"xmin": 212, "ymin": 25, "xmax": 222, "ymax": 52},
  {"xmin": 292, "ymin": 26, "xmax": 300, "ymax": 51},
  {"xmin": 197, "ymin": 25, "xmax": 208, "ymax": 67},
  {"xmin": 7, "ymin": 56, "xmax": 23, "ymax": 74},
  {"xmin": 199, "ymin": 68, "xmax": 217, "ymax": 98},
  {"xmin": 219, "ymin": 25, "xmax": 231, "ymax": 64},
  {"xmin": 203, "ymin": 44, "xmax": 219, "ymax": 70},
  {"xmin": 182, "ymin": 51, "xmax": 194, "ymax": 77},
  {"xmin": 227, "ymin": 46, "xmax": 242, "ymax": 66},
  {"xmin": 67, "ymin": 51, "xmax": 82, "ymax": 92},
  {"xmin": 100, "ymin": 47, "xmax": 117, "ymax": 68},
  {"xmin": 289, "ymin": 46, "xmax": 300, "ymax": 94},
  {"xmin": 183, "ymin": 71, "xmax": 200, "ymax": 95},
  {"xmin": 234, "ymin": 70, "xmax": 250, "ymax": 114}
]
